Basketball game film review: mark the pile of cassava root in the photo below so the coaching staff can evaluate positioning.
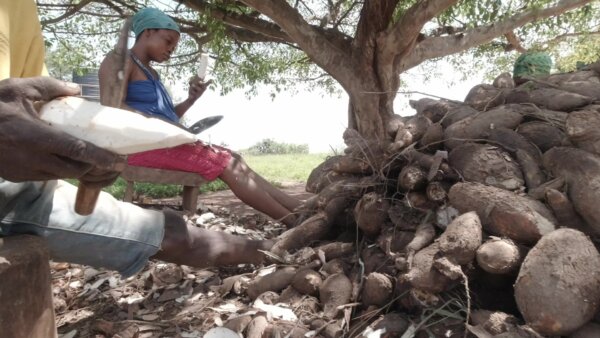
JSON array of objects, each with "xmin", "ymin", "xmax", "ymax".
[{"xmin": 220, "ymin": 64, "xmax": 600, "ymax": 338}]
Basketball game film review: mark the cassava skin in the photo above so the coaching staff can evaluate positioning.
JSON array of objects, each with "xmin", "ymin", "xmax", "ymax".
[
  {"xmin": 437, "ymin": 211, "xmax": 482, "ymax": 265},
  {"xmin": 515, "ymin": 229, "xmax": 600, "ymax": 336},
  {"xmin": 291, "ymin": 269, "xmax": 322, "ymax": 296},
  {"xmin": 566, "ymin": 109, "xmax": 600, "ymax": 157},
  {"xmin": 448, "ymin": 143, "xmax": 524, "ymax": 191},
  {"xmin": 517, "ymin": 121, "xmax": 567, "ymax": 153},
  {"xmin": 443, "ymin": 104, "xmax": 523, "ymax": 149},
  {"xmin": 449, "ymin": 182, "xmax": 556, "ymax": 244},
  {"xmin": 319, "ymin": 273, "xmax": 352, "ymax": 319},
  {"xmin": 246, "ymin": 266, "xmax": 297, "ymax": 299},
  {"xmin": 353, "ymin": 192, "xmax": 390, "ymax": 237},
  {"xmin": 543, "ymin": 147, "xmax": 600, "ymax": 234},
  {"xmin": 505, "ymin": 84, "xmax": 593, "ymax": 111},
  {"xmin": 360, "ymin": 272, "xmax": 393, "ymax": 306}
]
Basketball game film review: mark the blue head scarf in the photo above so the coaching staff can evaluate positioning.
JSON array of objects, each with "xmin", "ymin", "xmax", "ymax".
[{"xmin": 132, "ymin": 8, "xmax": 180, "ymax": 38}]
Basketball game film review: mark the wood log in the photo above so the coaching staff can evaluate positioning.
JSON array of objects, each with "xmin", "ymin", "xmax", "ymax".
[
  {"xmin": 505, "ymin": 82, "xmax": 593, "ymax": 111},
  {"xmin": 566, "ymin": 109, "xmax": 600, "ymax": 156},
  {"xmin": 397, "ymin": 165, "xmax": 427, "ymax": 191},
  {"xmin": 515, "ymin": 229, "xmax": 600, "ymax": 336},
  {"xmin": 517, "ymin": 121, "xmax": 567, "ymax": 152},
  {"xmin": 354, "ymin": 192, "xmax": 390, "ymax": 237},
  {"xmin": 443, "ymin": 104, "xmax": 524, "ymax": 149},
  {"xmin": 448, "ymin": 143, "xmax": 524, "ymax": 191},
  {"xmin": 449, "ymin": 182, "xmax": 557, "ymax": 244},
  {"xmin": 543, "ymin": 147, "xmax": 600, "ymax": 234},
  {"xmin": 464, "ymin": 84, "xmax": 506, "ymax": 111}
]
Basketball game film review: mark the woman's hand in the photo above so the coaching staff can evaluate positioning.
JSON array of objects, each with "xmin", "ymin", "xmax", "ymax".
[
  {"xmin": 187, "ymin": 75, "xmax": 213, "ymax": 103},
  {"xmin": 0, "ymin": 77, "xmax": 125, "ymax": 182}
]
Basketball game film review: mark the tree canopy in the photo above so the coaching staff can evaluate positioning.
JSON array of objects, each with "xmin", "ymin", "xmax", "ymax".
[{"xmin": 38, "ymin": 0, "xmax": 600, "ymax": 138}]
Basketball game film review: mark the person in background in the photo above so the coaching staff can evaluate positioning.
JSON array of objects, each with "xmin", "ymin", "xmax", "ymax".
[
  {"xmin": 0, "ymin": 0, "xmax": 274, "ymax": 279},
  {"xmin": 99, "ymin": 8, "xmax": 303, "ymax": 228}
]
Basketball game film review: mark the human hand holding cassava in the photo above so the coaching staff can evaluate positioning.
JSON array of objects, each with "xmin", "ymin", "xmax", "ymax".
[
  {"xmin": 0, "ymin": 77, "xmax": 124, "ymax": 185},
  {"xmin": 186, "ymin": 75, "xmax": 213, "ymax": 103}
]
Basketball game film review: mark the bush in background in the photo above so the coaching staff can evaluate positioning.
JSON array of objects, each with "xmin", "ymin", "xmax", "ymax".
[{"xmin": 243, "ymin": 138, "xmax": 309, "ymax": 155}]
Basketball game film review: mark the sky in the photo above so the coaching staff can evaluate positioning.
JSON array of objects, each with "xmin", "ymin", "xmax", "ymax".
[{"xmin": 175, "ymin": 62, "xmax": 486, "ymax": 153}]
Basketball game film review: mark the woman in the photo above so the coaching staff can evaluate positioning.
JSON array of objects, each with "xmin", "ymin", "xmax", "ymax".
[{"xmin": 99, "ymin": 8, "xmax": 301, "ymax": 227}]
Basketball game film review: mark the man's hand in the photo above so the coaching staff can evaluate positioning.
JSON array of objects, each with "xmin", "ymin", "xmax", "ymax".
[
  {"xmin": 187, "ymin": 76, "xmax": 212, "ymax": 103},
  {"xmin": 0, "ymin": 77, "xmax": 125, "ymax": 182}
]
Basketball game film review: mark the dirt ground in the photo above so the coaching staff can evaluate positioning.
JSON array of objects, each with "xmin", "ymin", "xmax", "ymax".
[{"xmin": 53, "ymin": 183, "xmax": 313, "ymax": 338}]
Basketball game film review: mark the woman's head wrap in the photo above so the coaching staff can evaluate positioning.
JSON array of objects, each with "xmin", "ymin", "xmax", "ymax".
[{"xmin": 132, "ymin": 8, "xmax": 180, "ymax": 38}]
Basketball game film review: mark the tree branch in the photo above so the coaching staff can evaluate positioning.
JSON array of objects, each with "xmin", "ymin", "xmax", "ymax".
[
  {"xmin": 504, "ymin": 31, "xmax": 527, "ymax": 53},
  {"xmin": 239, "ymin": 0, "xmax": 356, "ymax": 90},
  {"xmin": 401, "ymin": 0, "xmax": 593, "ymax": 71},
  {"xmin": 182, "ymin": 0, "xmax": 292, "ymax": 43},
  {"xmin": 39, "ymin": 0, "xmax": 94, "ymax": 25},
  {"xmin": 381, "ymin": 0, "xmax": 458, "ymax": 57}
]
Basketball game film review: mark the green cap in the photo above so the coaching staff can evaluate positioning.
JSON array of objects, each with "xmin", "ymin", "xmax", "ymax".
[{"xmin": 132, "ymin": 8, "xmax": 180, "ymax": 38}]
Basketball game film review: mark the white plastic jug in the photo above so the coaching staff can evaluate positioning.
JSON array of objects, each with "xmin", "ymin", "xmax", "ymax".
[{"xmin": 39, "ymin": 96, "xmax": 197, "ymax": 154}]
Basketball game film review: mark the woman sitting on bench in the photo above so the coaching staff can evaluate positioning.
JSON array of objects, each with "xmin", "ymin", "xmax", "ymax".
[{"xmin": 99, "ymin": 8, "xmax": 301, "ymax": 227}]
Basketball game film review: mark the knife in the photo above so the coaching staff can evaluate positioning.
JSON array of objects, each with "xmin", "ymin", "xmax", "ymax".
[{"xmin": 187, "ymin": 115, "xmax": 223, "ymax": 134}]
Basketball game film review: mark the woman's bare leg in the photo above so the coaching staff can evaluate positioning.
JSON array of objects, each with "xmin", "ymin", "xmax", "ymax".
[{"xmin": 219, "ymin": 153, "xmax": 302, "ymax": 227}]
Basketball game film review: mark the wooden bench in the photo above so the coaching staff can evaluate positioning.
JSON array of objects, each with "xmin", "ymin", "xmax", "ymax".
[{"xmin": 120, "ymin": 165, "xmax": 206, "ymax": 213}]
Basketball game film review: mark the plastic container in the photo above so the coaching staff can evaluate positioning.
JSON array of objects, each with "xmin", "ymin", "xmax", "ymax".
[{"xmin": 39, "ymin": 96, "xmax": 197, "ymax": 155}]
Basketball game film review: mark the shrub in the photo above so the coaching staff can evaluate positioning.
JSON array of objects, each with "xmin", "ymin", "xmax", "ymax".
[{"xmin": 244, "ymin": 138, "xmax": 309, "ymax": 155}]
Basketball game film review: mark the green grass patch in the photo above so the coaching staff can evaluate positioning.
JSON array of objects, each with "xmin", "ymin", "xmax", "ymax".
[
  {"xmin": 76, "ymin": 153, "xmax": 331, "ymax": 199},
  {"xmin": 243, "ymin": 153, "xmax": 330, "ymax": 184}
]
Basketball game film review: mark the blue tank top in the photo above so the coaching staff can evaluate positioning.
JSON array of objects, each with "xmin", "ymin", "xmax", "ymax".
[{"xmin": 125, "ymin": 52, "xmax": 179, "ymax": 123}]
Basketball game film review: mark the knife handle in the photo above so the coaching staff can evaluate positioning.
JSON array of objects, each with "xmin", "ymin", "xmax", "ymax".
[{"xmin": 75, "ymin": 182, "xmax": 101, "ymax": 215}]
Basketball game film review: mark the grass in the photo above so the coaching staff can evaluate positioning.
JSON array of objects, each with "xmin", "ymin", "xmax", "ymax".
[{"xmin": 90, "ymin": 152, "xmax": 331, "ymax": 199}]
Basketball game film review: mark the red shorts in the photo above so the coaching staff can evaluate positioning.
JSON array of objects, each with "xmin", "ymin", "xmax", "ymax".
[{"xmin": 127, "ymin": 141, "xmax": 232, "ymax": 181}]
